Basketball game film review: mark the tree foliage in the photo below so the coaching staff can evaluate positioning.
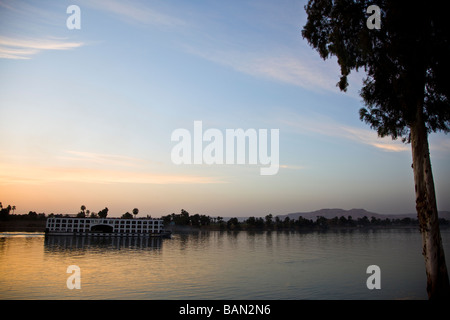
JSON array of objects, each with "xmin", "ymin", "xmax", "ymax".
[
  {"xmin": 302, "ymin": 0, "xmax": 450, "ymax": 142},
  {"xmin": 121, "ymin": 212, "xmax": 133, "ymax": 219},
  {"xmin": 98, "ymin": 207, "xmax": 109, "ymax": 218}
]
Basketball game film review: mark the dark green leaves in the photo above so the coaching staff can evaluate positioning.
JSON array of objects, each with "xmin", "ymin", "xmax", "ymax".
[{"xmin": 302, "ymin": 0, "xmax": 450, "ymax": 141}]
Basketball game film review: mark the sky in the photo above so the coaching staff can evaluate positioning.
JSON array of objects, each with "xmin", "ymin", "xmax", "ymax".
[{"xmin": 1, "ymin": 0, "xmax": 449, "ymax": 218}]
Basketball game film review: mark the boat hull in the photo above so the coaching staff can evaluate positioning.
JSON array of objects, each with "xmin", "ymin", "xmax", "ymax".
[{"xmin": 45, "ymin": 230, "xmax": 172, "ymax": 238}]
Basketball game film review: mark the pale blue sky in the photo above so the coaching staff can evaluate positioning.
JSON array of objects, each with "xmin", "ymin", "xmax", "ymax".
[{"xmin": 1, "ymin": 0, "xmax": 449, "ymax": 217}]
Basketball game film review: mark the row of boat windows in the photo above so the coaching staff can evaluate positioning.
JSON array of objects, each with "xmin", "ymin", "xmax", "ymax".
[
  {"xmin": 49, "ymin": 229, "xmax": 163, "ymax": 233},
  {"xmin": 47, "ymin": 219, "xmax": 162, "ymax": 225},
  {"xmin": 49, "ymin": 224, "xmax": 160, "ymax": 228}
]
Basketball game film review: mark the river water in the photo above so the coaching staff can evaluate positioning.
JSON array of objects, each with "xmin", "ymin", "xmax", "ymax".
[{"xmin": 1, "ymin": 228, "xmax": 449, "ymax": 300}]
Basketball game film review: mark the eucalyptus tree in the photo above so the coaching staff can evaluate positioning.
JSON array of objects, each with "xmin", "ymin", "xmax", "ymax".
[{"xmin": 302, "ymin": 0, "xmax": 449, "ymax": 299}]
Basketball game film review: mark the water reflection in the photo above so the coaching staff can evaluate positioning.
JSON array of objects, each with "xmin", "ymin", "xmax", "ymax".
[
  {"xmin": 44, "ymin": 235, "xmax": 163, "ymax": 252},
  {"xmin": 2, "ymin": 229, "xmax": 447, "ymax": 299}
]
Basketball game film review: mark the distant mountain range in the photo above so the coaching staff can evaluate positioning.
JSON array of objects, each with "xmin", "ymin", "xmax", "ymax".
[{"xmin": 275, "ymin": 208, "xmax": 450, "ymax": 221}]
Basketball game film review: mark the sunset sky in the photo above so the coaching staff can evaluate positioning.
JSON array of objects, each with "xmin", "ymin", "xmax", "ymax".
[{"xmin": 1, "ymin": 0, "xmax": 449, "ymax": 218}]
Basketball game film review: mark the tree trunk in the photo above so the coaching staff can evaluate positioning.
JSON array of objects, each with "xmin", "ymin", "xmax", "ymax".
[{"xmin": 410, "ymin": 107, "xmax": 450, "ymax": 300}]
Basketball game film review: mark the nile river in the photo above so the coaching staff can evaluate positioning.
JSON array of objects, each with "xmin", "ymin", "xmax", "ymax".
[{"xmin": 1, "ymin": 228, "xmax": 449, "ymax": 299}]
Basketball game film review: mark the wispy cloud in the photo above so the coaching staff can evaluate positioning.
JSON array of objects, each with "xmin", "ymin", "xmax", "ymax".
[
  {"xmin": 281, "ymin": 113, "xmax": 409, "ymax": 152},
  {"xmin": 0, "ymin": 150, "xmax": 226, "ymax": 185},
  {"xmin": 84, "ymin": 0, "xmax": 360, "ymax": 96},
  {"xmin": 0, "ymin": 36, "xmax": 84, "ymax": 60},
  {"xmin": 0, "ymin": 162, "xmax": 225, "ymax": 186},
  {"xmin": 82, "ymin": 0, "xmax": 186, "ymax": 28},
  {"xmin": 185, "ymin": 45, "xmax": 343, "ymax": 94},
  {"xmin": 279, "ymin": 164, "xmax": 305, "ymax": 170},
  {"xmin": 60, "ymin": 150, "xmax": 152, "ymax": 168},
  {"xmin": 339, "ymin": 126, "xmax": 409, "ymax": 152},
  {"xmin": 0, "ymin": 0, "xmax": 85, "ymax": 60}
]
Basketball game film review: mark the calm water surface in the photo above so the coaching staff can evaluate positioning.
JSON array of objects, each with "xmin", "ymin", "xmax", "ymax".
[{"xmin": 1, "ymin": 228, "xmax": 449, "ymax": 299}]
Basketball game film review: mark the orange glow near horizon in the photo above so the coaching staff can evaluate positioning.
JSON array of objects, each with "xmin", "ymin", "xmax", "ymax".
[
  {"xmin": 0, "ymin": 162, "xmax": 226, "ymax": 186},
  {"xmin": 0, "ymin": 160, "xmax": 229, "ymax": 217}
]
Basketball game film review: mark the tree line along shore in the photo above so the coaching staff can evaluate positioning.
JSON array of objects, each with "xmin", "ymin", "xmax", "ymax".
[{"xmin": 1, "ymin": 205, "xmax": 449, "ymax": 233}]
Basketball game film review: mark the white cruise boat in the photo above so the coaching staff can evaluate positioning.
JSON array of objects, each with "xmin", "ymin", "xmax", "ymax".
[{"xmin": 45, "ymin": 217, "xmax": 171, "ymax": 238}]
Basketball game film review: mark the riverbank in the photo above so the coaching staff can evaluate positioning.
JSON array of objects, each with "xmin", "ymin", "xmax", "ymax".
[
  {"xmin": 164, "ymin": 222, "xmax": 440, "ymax": 234},
  {"xmin": 1, "ymin": 218, "xmax": 448, "ymax": 233},
  {"xmin": 0, "ymin": 220, "xmax": 419, "ymax": 233},
  {"xmin": 0, "ymin": 220, "xmax": 46, "ymax": 232}
]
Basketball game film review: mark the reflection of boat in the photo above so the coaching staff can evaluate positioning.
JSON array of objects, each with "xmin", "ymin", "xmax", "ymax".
[
  {"xmin": 45, "ymin": 217, "xmax": 172, "ymax": 238},
  {"xmin": 44, "ymin": 234, "xmax": 163, "ymax": 250}
]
